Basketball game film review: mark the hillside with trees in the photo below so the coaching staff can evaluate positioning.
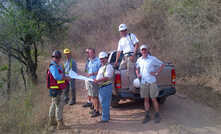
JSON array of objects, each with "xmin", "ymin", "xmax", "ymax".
[{"xmin": 0, "ymin": 0, "xmax": 221, "ymax": 133}]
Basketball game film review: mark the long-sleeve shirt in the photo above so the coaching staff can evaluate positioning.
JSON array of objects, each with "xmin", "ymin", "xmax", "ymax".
[{"xmin": 49, "ymin": 61, "xmax": 63, "ymax": 81}]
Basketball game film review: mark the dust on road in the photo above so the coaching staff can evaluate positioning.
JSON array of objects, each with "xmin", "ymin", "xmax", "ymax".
[{"xmin": 53, "ymin": 63, "xmax": 221, "ymax": 134}]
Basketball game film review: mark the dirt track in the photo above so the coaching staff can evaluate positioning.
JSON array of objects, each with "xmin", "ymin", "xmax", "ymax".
[{"xmin": 53, "ymin": 63, "xmax": 221, "ymax": 134}]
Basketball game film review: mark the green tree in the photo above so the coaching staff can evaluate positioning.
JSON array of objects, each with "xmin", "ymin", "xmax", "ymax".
[{"xmin": 0, "ymin": 0, "xmax": 75, "ymax": 83}]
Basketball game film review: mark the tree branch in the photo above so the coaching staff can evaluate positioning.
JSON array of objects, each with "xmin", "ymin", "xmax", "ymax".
[{"xmin": 10, "ymin": 53, "xmax": 27, "ymax": 65}]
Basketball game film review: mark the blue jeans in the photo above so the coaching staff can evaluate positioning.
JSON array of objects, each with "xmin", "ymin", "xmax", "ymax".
[{"xmin": 98, "ymin": 84, "xmax": 112, "ymax": 121}]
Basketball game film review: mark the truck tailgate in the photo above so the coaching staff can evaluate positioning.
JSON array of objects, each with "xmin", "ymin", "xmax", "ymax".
[{"xmin": 157, "ymin": 64, "xmax": 174, "ymax": 89}]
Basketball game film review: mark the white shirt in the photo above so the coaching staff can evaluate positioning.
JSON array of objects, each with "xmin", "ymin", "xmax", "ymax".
[
  {"xmin": 136, "ymin": 55, "xmax": 163, "ymax": 84},
  {"xmin": 117, "ymin": 33, "xmax": 139, "ymax": 54},
  {"xmin": 96, "ymin": 64, "xmax": 114, "ymax": 82}
]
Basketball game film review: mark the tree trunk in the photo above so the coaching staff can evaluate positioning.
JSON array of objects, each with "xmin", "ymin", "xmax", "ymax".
[
  {"xmin": 24, "ymin": 35, "xmax": 38, "ymax": 84},
  {"xmin": 21, "ymin": 67, "xmax": 27, "ymax": 92},
  {"xmin": 7, "ymin": 50, "xmax": 11, "ymax": 100}
]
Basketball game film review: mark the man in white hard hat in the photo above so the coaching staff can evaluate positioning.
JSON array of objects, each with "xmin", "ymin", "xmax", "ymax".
[
  {"xmin": 136, "ymin": 44, "xmax": 165, "ymax": 124},
  {"xmin": 94, "ymin": 51, "xmax": 114, "ymax": 123},
  {"xmin": 114, "ymin": 24, "xmax": 139, "ymax": 91}
]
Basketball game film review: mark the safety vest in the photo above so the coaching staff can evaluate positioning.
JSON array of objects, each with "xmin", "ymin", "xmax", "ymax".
[
  {"xmin": 99, "ymin": 64, "xmax": 112, "ymax": 88},
  {"xmin": 47, "ymin": 64, "xmax": 67, "ymax": 90},
  {"xmin": 64, "ymin": 59, "xmax": 73, "ymax": 75}
]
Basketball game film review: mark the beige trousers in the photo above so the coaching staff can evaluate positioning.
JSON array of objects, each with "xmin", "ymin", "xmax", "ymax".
[
  {"xmin": 119, "ymin": 56, "xmax": 136, "ymax": 91},
  {"xmin": 49, "ymin": 93, "xmax": 65, "ymax": 121}
]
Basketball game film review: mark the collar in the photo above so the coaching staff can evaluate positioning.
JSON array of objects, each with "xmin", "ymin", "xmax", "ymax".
[
  {"xmin": 67, "ymin": 58, "xmax": 72, "ymax": 62},
  {"xmin": 89, "ymin": 57, "xmax": 98, "ymax": 62},
  {"xmin": 141, "ymin": 55, "xmax": 150, "ymax": 59},
  {"xmin": 51, "ymin": 60, "xmax": 58, "ymax": 65},
  {"xmin": 101, "ymin": 63, "xmax": 108, "ymax": 67}
]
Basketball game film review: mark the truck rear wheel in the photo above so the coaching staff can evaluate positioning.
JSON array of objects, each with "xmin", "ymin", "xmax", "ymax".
[{"xmin": 111, "ymin": 95, "xmax": 120, "ymax": 107}]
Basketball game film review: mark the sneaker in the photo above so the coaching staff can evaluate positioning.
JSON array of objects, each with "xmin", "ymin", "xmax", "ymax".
[
  {"xmin": 69, "ymin": 100, "xmax": 76, "ymax": 105},
  {"xmin": 89, "ymin": 109, "xmax": 96, "ymax": 114},
  {"xmin": 82, "ymin": 102, "xmax": 92, "ymax": 108},
  {"xmin": 154, "ymin": 112, "xmax": 161, "ymax": 123},
  {"xmin": 142, "ymin": 112, "xmax": 151, "ymax": 124},
  {"xmin": 64, "ymin": 98, "xmax": 69, "ymax": 104},
  {"xmin": 91, "ymin": 111, "xmax": 100, "ymax": 118},
  {"xmin": 90, "ymin": 104, "xmax": 94, "ymax": 110},
  {"xmin": 98, "ymin": 120, "xmax": 108, "ymax": 123}
]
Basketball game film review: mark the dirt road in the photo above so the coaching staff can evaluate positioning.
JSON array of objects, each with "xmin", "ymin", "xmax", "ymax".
[{"xmin": 53, "ymin": 63, "xmax": 221, "ymax": 134}]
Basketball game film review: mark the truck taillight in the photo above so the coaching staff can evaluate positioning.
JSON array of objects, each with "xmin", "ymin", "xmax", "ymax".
[
  {"xmin": 171, "ymin": 69, "xmax": 176, "ymax": 87},
  {"xmin": 115, "ymin": 72, "xmax": 121, "ymax": 89}
]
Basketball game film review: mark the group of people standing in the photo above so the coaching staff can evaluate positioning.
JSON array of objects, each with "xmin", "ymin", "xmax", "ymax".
[
  {"xmin": 47, "ymin": 23, "xmax": 165, "ymax": 130},
  {"xmin": 83, "ymin": 48, "xmax": 114, "ymax": 122}
]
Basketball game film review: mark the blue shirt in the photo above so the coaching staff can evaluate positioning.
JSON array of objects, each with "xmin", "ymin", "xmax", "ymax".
[
  {"xmin": 49, "ymin": 61, "xmax": 63, "ymax": 81},
  {"xmin": 87, "ymin": 57, "xmax": 101, "ymax": 79},
  {"xmin": 64, "ymin": 58, "xmax": 77, "ymax": 76}
]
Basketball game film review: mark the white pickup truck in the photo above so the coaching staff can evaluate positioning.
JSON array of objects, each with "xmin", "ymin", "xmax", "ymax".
[{"xmin": 107, "ymin": 51, "xmax": 176, "ymax": 107}]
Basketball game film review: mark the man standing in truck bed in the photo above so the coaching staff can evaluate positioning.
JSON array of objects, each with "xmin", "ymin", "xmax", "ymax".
[
  {"xmin": 114, "ymin": 24, "xmax": 139, "ymax": 91},
  {"xmin": 136, "ymin": 44, "xmax": 165, "ymax": 124}
]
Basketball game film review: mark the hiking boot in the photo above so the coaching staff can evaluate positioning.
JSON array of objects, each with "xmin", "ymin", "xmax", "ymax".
[
  {"xmin": 91, "ymin": 111, "xmax": 100, "ymax": 118},
  {"xmin": 82, "ymin": 102, "xmax": 92, "ymax": 108},
  {"xmin": 69, "ymin": 100, "xmax": 76, "ymax": 105},
  {"xmin": 142, "ymin": 111, "xmax": 151, "ymax": 124},
  {"xmin": 56, "ymin": 120, "xmax": 67, "ymax": 130},
  {"xmin": 154, "ymin": 112, "xmax": 161, "ymax": 123}
]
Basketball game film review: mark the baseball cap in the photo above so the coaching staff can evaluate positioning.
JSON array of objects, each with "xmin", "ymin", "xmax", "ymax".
[
  {"xmin": 119, "ymin": 24, "xmax": 127, "ymax": 31},
  {"xmin": 140, "ymin": 44, "xmax": 149, "ymax": 51}
]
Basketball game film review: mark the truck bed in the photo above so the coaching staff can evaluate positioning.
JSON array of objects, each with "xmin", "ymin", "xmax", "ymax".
[{"xmin": 108, "ymin": 50, "xmax": 176, "ymax": 103}]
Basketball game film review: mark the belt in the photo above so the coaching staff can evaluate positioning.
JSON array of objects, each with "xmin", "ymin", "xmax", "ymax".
[
  {"xmin": 124, "ymin": 52, "xmax": 134, "ymax": 57},
  {"xmin": 100, "ymin": 83, "xmax": 112, "ymax": 88}
]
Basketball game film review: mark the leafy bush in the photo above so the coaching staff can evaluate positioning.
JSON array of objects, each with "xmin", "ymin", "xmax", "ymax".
[{"xmin": 0, "ymin": 65, "xmax": 8, "ymax": 72}]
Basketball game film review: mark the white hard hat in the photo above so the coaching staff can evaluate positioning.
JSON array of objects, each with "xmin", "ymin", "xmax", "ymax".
[
  {"xmin": 98, "ymin": 51, "xmax": 108, "ymax": 59},
  {"xmin": 133, "ymin": 78, "xmax": 140, "ymax": 88},
  {"xmin": 140, "ymin": 44, "xmax": 149, "ymax": 51},
  {"xmin": 119, "ymin": 24, "xmax": 127, "ymax": 31}
]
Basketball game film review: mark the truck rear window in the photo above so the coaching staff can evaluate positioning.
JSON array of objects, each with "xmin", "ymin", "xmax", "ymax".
[{"xmin": 109, "ymin": 51, "xmax": 124, "ymax": 64}]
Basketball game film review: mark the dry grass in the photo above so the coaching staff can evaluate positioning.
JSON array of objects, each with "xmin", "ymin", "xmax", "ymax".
[{"xmin": 0, "ymin": 56, "xmax": 51, "ymax": 134}]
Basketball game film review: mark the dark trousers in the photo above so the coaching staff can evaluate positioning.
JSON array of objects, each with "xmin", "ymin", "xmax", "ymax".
[{"xmin": 64, "ymin": 79, "xmax": 76, "ymax": 102}]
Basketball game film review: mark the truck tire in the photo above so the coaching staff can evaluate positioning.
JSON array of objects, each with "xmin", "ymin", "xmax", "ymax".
[{"xmin": 111, "ymin": 95, "xmax": 120, "ymax": 108}]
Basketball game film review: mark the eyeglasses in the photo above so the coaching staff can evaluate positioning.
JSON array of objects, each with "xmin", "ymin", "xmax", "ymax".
[
  {"xmin": 120, "ymin": 30, "xmax": 127, "ymax": 32},
  {"xmin": 99, "ymin": 58, "xmax": 106, "ymax": 60}
]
